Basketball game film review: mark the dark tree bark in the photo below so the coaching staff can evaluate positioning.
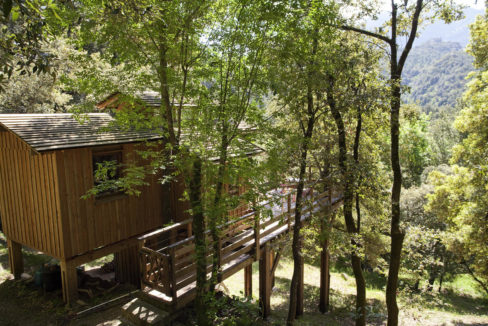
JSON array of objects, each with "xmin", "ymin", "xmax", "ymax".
[
  {"xmin": 287, "ymin": 30, "xmax": 319, "ymax": 325},
  {"xmin": 353, "ymin": 106, "xmax": 362, "ymax": 234},
  {"xmin": 287, "ymin": 102, "xmax": 315, "ymax": 325},
  {"xmin": 327, "ymin": 76, "xmax": 366, "ymax": 326},
  {"xmin": 189, "ymin": 156, "xmax": 208, "ymax": 326}
]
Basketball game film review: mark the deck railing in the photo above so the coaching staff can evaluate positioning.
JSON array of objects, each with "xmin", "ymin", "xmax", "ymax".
[{"xmin": 139, "ymin": 186, "xmax": 340, "ymax": 307}]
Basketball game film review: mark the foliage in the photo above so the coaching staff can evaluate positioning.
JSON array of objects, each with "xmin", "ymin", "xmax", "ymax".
[
  {"xmin": 0, "ymin": 0, "xmax": 66, "ymax": 92},
  {"xmin": 0, "ymin": 38, "xmax": 75, "ymax": 113},
  {"xmin": 427, "ymin": 8, "xmax": 488, "ymax": 296},
  {"xmin": 426, "ymin": 106, "xmax": 461, "ymax": 165},
  {"xmin": 402, "ymin": 39, "xmax": 473, "ymax": 109},
  {"xmin": 399, "ymin": 105, "xmax": 431, "ymax": 188}
]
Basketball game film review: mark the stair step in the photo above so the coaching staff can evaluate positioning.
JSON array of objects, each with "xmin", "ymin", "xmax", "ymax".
[{"xmin": 121, "ymin": 298, "xmax": 170, "ymax": 326}]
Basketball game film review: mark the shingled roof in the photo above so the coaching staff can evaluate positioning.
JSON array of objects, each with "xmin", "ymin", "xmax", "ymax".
[{"xmin": 0, "ymin": 113, "xmax": 163, "ymax": 152}]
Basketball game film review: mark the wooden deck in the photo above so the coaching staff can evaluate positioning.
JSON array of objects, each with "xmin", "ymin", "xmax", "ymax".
[{"xmin": 138, "ymin": 187, "xmax": 343, "ymax": 311}]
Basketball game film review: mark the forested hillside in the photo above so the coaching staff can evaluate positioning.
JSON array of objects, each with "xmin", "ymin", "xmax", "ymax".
[{"xmin": 402, "ymin": 39, "xmax": 473, "ymax": 110}]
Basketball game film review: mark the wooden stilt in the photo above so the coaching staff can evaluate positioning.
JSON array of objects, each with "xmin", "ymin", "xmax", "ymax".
[
  {"xmin": 244, "ymin": 264, "xmax": 252, "ymax": 297},
  {"xmin": 296, "ymin": 254, "xmax": 304, "ymax": 316},
  {"xmin": 269, "ymin": 249, "xmax": 275, "ymax": 288},
  {"xmin": 114, "ymin": 244, "xmax": 141, "ymax": 287},
  {"xmin": 259, "ymin": 242, "xmax": 271, "ymax": 318},
  {"xmin": 7, "ymin": 239, "xmax": 23, "ymax": 279},
  {"xmin": 320, "ymin": 211, "xmax": 334, "ymax": 313},
  {"xmin": 60, "ymin": 260, "xmax": 78, "ymax": 305}
]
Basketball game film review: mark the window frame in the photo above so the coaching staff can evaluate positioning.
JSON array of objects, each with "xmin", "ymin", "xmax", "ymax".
[{"xmin": 91, "ymin": 145, "xmax": 124, "ymax": 200}]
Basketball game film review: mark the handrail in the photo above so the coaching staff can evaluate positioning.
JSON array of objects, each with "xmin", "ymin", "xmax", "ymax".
[
  {"xmin": 138, "ymin": 217, "xmax": 193, "ymax": 241},
  {"xmin": 141, "ymin": 186, "xmax": 333, "ymax": 252}
]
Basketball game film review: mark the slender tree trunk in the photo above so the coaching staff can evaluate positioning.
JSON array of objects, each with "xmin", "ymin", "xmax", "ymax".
[
  {"xmin": 287, "ymin": 114, "xmax": 315, "ymax": 325},
  {"xmin": 328, "ymin": 77, "xmax": 366, "ymax": 326},
  {"xmin": 210, "ymin": 130, "xmax": 229, "ymax": 292},
  {"xmin": 386, "ymin": 80, "xmax": 404, "ymax": 326},
  {"xmin": 189, "ymin": 156, "xmax": 208, "ymax": 326},
  {"xmin": 353, "ymin": 106, "xmax": 362, "ymax": 234},
  {"xmin": 386, "ymin": 2, "xmax": 422, "ymax": 323},
  {"xmin": 158, "ymin": 40, "xmax": 179, "ymax": 228}
]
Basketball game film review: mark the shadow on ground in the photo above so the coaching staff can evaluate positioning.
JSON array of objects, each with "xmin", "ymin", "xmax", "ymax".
[
  {"xmin": 405, "ymin": 290, "xmax": 488, "ymax": 317},
  {"xmin": 0, "ymin": 279, "xmax": 67, "ymax": 326},
  {"xmin": 268, "ymin": 275, "xmax": 387, "ymax": 326}
]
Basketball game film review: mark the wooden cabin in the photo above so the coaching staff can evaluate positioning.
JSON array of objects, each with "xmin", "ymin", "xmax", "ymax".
[{"xmin": 0, "ymin": 113, "xmax": 169, "ymax": 304}]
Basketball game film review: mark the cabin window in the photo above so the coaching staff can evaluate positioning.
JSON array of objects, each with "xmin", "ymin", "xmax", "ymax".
[{"xmin": 92, "ymin": 147, "xmax": 123, "ymax": 198}]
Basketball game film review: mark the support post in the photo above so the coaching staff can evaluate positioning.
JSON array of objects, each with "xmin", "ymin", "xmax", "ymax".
[
  {"xmin": 269, "ymin": 249, "xmax": 275, "ymax": 288},
  {"xmin": 244, "ymin": 264, "xmax": 252, "ymax": 297},
  {"xmin": 114, "ymin": 243, "xmax": 141, "ymax": 287},
  {"xmin": 7, "ymin": 239, "xmax": 23, "ymax": 279},
  {"xmin": 320, "ymin": 207, "xmax": 334, "ymax": 313},
  {"xmin": 259, "ymin": 242, "xmax": 271, "ymax": 318},
  {"xmin": 60, "ymin": 260, "xmax": 78, "ymax": 305}
]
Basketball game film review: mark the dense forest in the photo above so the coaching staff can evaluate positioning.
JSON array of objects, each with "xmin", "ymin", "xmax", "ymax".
[
  {"xmin": 402, "ymin": 38, "xmax": 473, "ymax": 109},
  {"xmin": 0, "ymin": 1, "xmax": 487, "ymax": 326}
]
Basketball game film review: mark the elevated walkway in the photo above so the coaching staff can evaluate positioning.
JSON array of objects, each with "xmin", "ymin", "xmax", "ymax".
[{"xmin": 137, "ymin": 187, "xmax": 343, "ymax": 316}]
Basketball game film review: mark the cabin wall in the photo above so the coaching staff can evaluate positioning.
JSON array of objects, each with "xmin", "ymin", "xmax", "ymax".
[
  {"xmin": 56, "ymin": 143, "xmax": 166, "ymax": 259},
  {"xmin": 0, "ymin": 130, "xmax": 64, "ymax": 258}
]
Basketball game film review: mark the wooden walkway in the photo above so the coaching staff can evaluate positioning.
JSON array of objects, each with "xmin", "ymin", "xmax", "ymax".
[{"xmin": 138, "ymin": 187, "xmax": 342, "ymax": 313}]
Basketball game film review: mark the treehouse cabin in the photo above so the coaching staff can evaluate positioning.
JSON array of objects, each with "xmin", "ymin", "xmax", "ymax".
[{"xmin": 0, "ymin": 113, "xmax": 170, "ymax": 304}]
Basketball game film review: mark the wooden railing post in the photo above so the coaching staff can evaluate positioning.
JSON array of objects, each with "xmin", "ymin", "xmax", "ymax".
[
  {"xmin": 259, "ymin": 242, "xmax": 271, "ymax": 318},
  {"xmin": 287, "ymin": 193, "xmax": 292, "ymax": 232},
  {"xmin": 168, "ymin": 248, "xmax": 178, "ymax": 307},
  {"xmin": 244, "ymin": 264, "xmax": 252, "ymax": 297},
  {"xmin": 254, "ymin": 209, "xmax": 261, "ymax": 261},
  {"xmin": 218, "ymin": 238, "xmax": 223, "ymax": 282}
]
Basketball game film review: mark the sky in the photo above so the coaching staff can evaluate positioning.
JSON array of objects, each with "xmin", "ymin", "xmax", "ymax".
[{"xmin": 377, "ymin": 0, "xmax": 486, "ymax": 10}]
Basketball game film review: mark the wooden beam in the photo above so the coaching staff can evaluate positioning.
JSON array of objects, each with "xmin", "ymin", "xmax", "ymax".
[
  {"xmin": 244, "ymin": 264, "xmax": 252, "ymax": 297},
  {"xmin": 60, "ymin": 259, "xmax": 78, "ymax": 305},
  {"xmin": 7, "ymin": 239, "xmax": 23, "ymax": 279},
  {"xmin": 66, "ymin": 234, "xmax": 142, "ymax": 267},
  {"xmin": 259, "ymin": 243, "xmax": 271, "ymax": 318}
]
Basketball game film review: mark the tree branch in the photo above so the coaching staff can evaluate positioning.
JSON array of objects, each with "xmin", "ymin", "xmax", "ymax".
[
  {"xmin": 398, "ymin": 0, "xmax": 423, "ymax": 73},
  {"xmin": 340, "ymin": 25, "xmax": 392, "ymax": 45}
]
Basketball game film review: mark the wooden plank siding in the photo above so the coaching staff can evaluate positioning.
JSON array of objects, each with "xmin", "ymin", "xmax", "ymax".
[
  {"xmin": 0, "ymin": 130, "xmax": 64, "ymax": 258},
  {"xmin": 55, "ymin": 143, "xmax": 166, "ymax": 259},
  {"xmin": 0, "ymin": 127, "xmax": 168, "ymax": 261}
]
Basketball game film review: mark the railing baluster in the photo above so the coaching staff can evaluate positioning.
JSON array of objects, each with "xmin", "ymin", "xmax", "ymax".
[
  {"xmin": 287, "ymin": 193, "xmax": 292, "ymax": 231},
  {"xmin": 254, "ymin": 208, "xmax": 260, "ymax": 261}
]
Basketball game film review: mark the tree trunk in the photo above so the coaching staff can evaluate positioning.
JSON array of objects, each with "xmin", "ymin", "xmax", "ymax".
[
  {"xmin": 189, "ymin": 156, "xmax": 208, "ymax": 326},
  {"xmin": 287, "ymin": 29, "xmax": 319, "ymax": 325},
  {"xmin": 328, "ymin": 76, "xmax": 366, "ymax": 326},
  {"xmin": 386, "ymin": 1, "xmax": 422, "ymax": 323},
  {"xmin": 209, "ymin": 130, "xmax": 229, "ymax": 292},
  {"xmin": 386, "ymin": 78, "xmax": 405, "ymax": 326},
  {"xmin": 287, "ymin": 116, "xmax": 314, "ymax": 325}
]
